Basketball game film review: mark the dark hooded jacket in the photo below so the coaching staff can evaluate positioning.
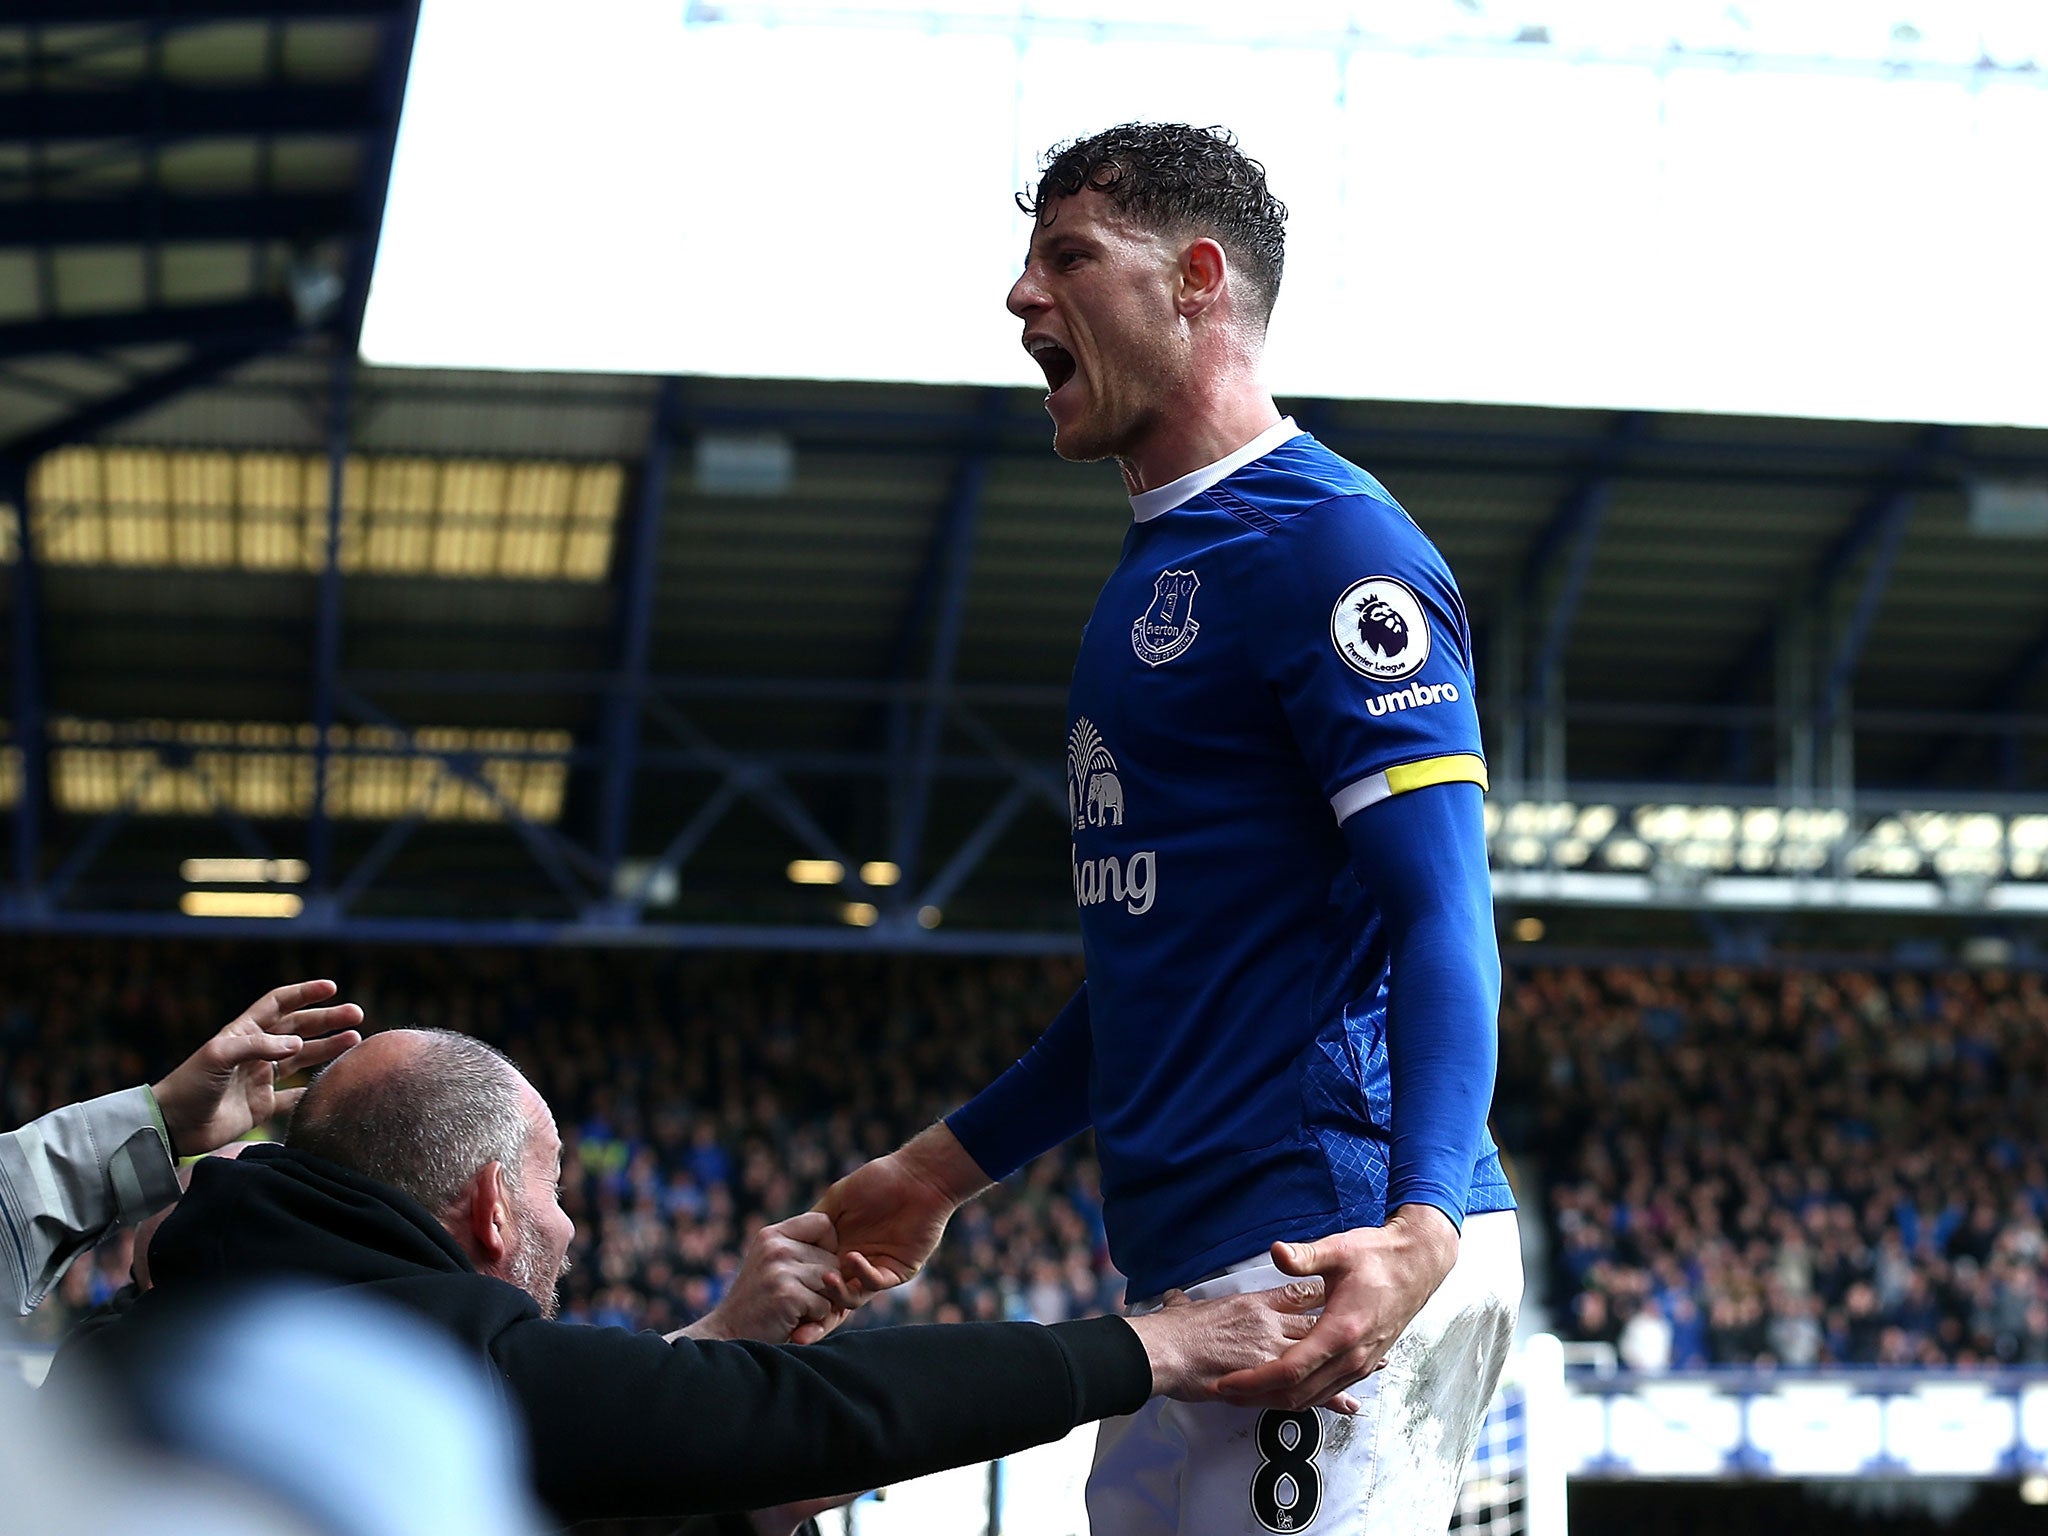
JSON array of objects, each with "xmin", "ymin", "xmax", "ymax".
[{"xmin": 53, "ymin": 1144, "xmax": 1150, "ymax": 1522}]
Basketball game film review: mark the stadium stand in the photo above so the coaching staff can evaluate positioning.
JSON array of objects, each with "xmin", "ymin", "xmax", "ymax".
[
  {"xmin": 1502, "ymin": 964, "xmax": 2048, "ymax": 1369},
  {"xmin": 16, "ymin": 939, "xmax": 2048, "ymax": 1379},
  {"xmin": 2, "ymin": 941, "xmax": 1112, "ymax": 1347}
]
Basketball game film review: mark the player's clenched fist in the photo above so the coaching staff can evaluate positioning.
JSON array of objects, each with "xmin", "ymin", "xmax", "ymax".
[{"xmin": 810, "ymin": 1123, "xmax": 992, "ymax": 1312}]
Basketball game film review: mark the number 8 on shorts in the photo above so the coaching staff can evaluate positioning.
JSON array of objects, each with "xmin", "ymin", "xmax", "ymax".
[{"xmin": 1250, "ymin": 1409, "xmax": 1323, "ymax": 1532}]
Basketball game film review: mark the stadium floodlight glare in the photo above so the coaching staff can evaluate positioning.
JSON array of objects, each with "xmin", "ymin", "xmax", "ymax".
[
  {"xmin": 1489, "ymin": 795, "xmax": 2048, "ymax": 911},
  {"xmin": 179, "ymin": 891, "xmax": 304, "ymax": 919},
  {"xmin": 180, "ymin": 857, "xmax": 310, "ymax": 884},
  {"xmin": 787, "ymin": 859, "xmax": 845, "ymax": 885},
  {"xmin": 859, "ymin": 860, "xmax": 902, "ymax": 888},
  {"xmin": 366, "ymin": 0, "xmax": 2048, "ymax": 428}
]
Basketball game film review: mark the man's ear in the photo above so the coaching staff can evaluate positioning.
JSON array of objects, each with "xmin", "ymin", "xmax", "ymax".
[
  {"xmin": 463, "ymin": 1160, "xmax": 515, "ymax": 1266},
  {"xmin": 1176, "ymin": 237, "xmax": 1229, "ymax": 319}
]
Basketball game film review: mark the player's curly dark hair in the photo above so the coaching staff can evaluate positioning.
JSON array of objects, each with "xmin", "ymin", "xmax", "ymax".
[{"xmin": 1018, "ymin": 122, "xmax": 1288, "ymax": 323}]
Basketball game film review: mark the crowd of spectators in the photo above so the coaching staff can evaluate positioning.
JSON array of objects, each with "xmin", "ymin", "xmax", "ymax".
[
  {"xmin": 12, "ymin": 942, "xmax": 2048, "ymax": 1373},
  {"xmin": 2, "ymin": 940, "xmax": 1116, "ymax": 1347},
  {"xmin": 1500, "ymin": 964, "xmax": 2048, "ymax": 1370}
]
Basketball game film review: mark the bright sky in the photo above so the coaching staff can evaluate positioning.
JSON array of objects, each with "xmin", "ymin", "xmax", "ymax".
[{"xmin": 361, "ymin": 0, "xmax": 2048, "ymax": 427}]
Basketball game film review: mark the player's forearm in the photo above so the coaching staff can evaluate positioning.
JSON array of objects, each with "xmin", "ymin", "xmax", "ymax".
[
  {"xmin": 895, "ymin": 1121, "xmax": 993, "ymax": 1210},
  {"xmin": 944, "ymin": 984, "xmax": 1094, "ymax": 1181},
  {"xmin": 1344, "ymin": 781, "xmax": 1499, "ymax": 1225}
]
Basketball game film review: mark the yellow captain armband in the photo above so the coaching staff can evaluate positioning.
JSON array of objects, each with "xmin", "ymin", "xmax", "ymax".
[{"xmin": 1331, "ymin": 753, "xmax": 1489, "ymax": 823}]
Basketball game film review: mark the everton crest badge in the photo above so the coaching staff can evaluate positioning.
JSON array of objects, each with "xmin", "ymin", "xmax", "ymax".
[{"xmin": 1131, "ymin": 569, "xmax": 1202, "ymax": 667}]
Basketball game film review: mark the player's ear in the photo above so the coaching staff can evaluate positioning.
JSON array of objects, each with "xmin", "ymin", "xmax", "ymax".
[{"xmin": 1176, "ymin": 237, "xmax": 1229, "ymax": 319}]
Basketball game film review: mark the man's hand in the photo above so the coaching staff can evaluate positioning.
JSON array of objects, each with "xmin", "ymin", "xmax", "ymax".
[
  {"xmin": 1125, "ymin": 1281, "xmax": 1360, "ymax": 1414},
  {"xmin": 151, "ymin": 980, "xmax": 364, "ymax": 1157},
  {"xmin": 673, "ymin": 1213, "xmax": 864, "ymax": 1345},
  {"xmin": 748, "ymin": 1490, "xmax": 862, "ymax": 1536},
  {"xmin": 1215, "ymin": 1205, "xmax": 1461, "ymax": 1412},
  {"xmin": 811, "ymin": 1123, "xmax": 990, "ymax": 1314}
]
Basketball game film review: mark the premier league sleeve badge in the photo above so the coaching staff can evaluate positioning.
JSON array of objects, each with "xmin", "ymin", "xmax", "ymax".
[{"xmin": 1331, "ymin": 575, "xmax": 1431, "ymax": 681}]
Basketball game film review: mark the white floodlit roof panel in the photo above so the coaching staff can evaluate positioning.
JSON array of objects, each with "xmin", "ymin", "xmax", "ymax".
[{"xmin": 363, "ymin": 1, "xmax": 2048, "ymax": 427}]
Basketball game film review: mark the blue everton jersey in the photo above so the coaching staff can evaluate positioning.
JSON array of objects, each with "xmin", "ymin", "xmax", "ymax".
[{"xmin": 1054, "ymin": 425, "xmax": 1513, "ymax": 1296}]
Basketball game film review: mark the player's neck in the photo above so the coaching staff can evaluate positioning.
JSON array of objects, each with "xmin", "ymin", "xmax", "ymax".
[{"xmin": 1117, "ymin": 383, "xmax": 1282, "ymax": 497}]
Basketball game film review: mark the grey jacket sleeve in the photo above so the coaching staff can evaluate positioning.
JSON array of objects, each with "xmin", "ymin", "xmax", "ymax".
[{"xmin": 1, "ymin": 1086, "xmax": 182, "ymax": 1316}]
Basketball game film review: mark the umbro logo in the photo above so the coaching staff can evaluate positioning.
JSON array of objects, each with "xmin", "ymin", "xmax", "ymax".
[{"xmin": 1365, "ymin": 680, "xmax": 1460, "ymax": 717}]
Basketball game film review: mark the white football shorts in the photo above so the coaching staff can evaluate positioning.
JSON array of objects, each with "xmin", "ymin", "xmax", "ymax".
[{"xmin": 1086, "ymin": 1208, "xmax": 1522, "ymax": 1536}]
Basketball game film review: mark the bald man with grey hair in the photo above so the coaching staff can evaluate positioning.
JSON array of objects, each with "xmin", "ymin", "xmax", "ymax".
[
  {"xmin": 68, "ymin": 1026, "xmax": 1343, "ymax": 1528},
  {"xmin": 288, "ymin": 1030, "xmax": 580, "ymax": 1323}
]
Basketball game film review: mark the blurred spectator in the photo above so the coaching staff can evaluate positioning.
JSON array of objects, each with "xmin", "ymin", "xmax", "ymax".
[
  {"xmin": 53, "ymin": 1023, "xmax": 1322, "ymax": 1528},
  {"xmin": 1, "ymin": 979, "xmax": 359, "ymax": 1319},
  {"xmin": 1499, "ymin": 963, "xmax": 2048, "ymax": 1368},
  {"xmin": 2, "ymin": 946, "xmax": 1111, "ymax": 1350},
  {"xmin": 14, "ymin": 944, "xmax": 2048, "ymax": 1375},
  {"xmin": 1618, "ymin": 1297, "xmax": 1672, "ymax": 1373}
]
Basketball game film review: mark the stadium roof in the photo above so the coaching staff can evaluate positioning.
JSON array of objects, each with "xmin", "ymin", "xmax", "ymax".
[
  {"xmin": 0, "ymin": 1, "xmax": 412, "ymax": 456},
  {"xmin": 2, "ymin": 4, "xmax": 2047, "ymax": 949}
]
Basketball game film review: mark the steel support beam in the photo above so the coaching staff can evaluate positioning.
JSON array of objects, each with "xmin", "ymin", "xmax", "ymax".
[
  {"xmin": 334, "ymin": 0, "xmax": 420, "ymax": 349},
  {"xmin": 891, "ymin": 451, "xmax": 990, "ymax": 900},
  {"xmin": 614, "ymin": 777, "xmax": 745, "ymax": 921},
  {"xmin": 303, "ymin": 0, "xmax": 415, "ymax": 900},
  {"xmin": 307, "ymin": 348, "xmax": 350, "ymax": 905},
  {"xmin": 1655, "ymin": 431, "xmax": 1947, "ymax": 782},
  {"xmin": 0, "ymin": 299, "xmax": 298, "ymax": 361},
  {"xmin": 1816, "ymin": 489, "xmax": 1913, "ymax": 729},
  {"xmin": 593, "ymin": 377, "xmax": 680, "ymax": 898},
  {"xmin": 4, "ymin": 458, "xmax": 45, "ymax": 909},
  {"xmin": 911, "ymin": 782, "xmax": 1031, "ymax": 920},
  {"xmin": 1, "ymin": 335, "xmax": 288, "ymax": 461},
  {"xmin": 39, "ymin": 761, "xmax": 161, "ymax": 909},
  {"xmin": 1499, "ymin": 416, "xmax": 1637, "ymax": 790},
  {"xmin": 0, "ymin": 907, "xmax": 1086, "ymax": 955},
  {"xmin": 0, "ymin": 84, "xmax": 373, "ymax": 141},
  {"xmin": 1912, "ymin": 617, "xmax": 2048, "ymax": 787},
  {"xmin": 337, "ymin": 684, "xmax": 600, "ymax": 903},
  {"xmin": 331, "ymin": 809, "xmax": 425, "ymax": 914},
  {"xmin": 0, "ymin": 193, "xmax": 358, "ymax": 248},
  {"xmin": 5, "ymin": 1, "xmax": 406, "ymax": 18},
  {"xmin": 643, "ymin": 696, "xmax": 874, "ymax": 898},
  {"xmin": 1524, "ymin": 478, "xmax": 1611, "ymax": 788}
]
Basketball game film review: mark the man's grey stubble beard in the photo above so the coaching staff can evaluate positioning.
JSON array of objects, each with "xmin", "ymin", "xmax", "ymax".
[{"xmin": 508, "ymin": 1201, "xmax": 567, "ymax": 1320}]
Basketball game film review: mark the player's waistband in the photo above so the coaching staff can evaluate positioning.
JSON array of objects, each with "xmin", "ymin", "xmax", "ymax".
[{"xmin": 1127, "ymin": 1208, "xmax": 1520, "ymax": 1313}]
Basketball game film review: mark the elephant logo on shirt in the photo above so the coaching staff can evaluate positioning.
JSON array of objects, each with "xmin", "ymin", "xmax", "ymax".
[
  {"xmin": 1067, "ymin": 718, "xmax": 1123, "ymax": 832},
  {"xmin": 1086, "ymin": 770, "xmax": 1124, "ymax": 827}
]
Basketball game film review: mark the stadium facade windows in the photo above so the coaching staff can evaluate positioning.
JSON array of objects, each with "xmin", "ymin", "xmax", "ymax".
[
  {"xmin": 0, "ymin": 718, "xmax": 569, "ymax": 824},
  {"xmin": 4, "ymin": 447, "xmax": 624, "ymax": 581}
]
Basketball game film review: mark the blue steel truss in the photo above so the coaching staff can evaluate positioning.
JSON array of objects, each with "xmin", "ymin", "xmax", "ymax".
[{"xmin": 3, "ymin": 4, "xmax": 2047, "ymax": 948}]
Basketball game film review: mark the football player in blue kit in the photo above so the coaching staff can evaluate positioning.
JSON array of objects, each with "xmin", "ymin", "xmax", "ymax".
[{"xmin": 816, "ymin": 123, "xmax": 1521, "ymax": 1535}]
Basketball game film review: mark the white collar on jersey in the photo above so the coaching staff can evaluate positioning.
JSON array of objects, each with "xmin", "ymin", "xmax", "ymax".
[{"xmin": 1127, "ymin": 416, "xmax": 1303, "ymax": 524}]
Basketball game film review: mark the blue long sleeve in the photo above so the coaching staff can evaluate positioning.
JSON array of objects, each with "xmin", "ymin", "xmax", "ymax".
[
  {"xmin": 945, "ymin": 985, "xmax": 1094, "ymax": 1182},
  {"xmin": 1340, "ymin": 780, "xmax": 1500, "ymax": 1228}
]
